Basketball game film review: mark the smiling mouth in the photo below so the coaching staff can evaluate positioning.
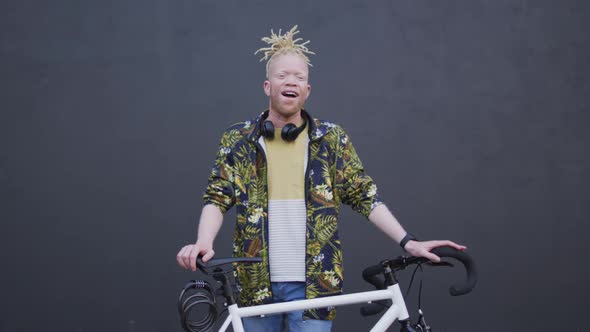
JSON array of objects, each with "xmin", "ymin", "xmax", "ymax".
[{"xmin": 281, "ymin": 91, "xmax": 298, "ymax": 98}]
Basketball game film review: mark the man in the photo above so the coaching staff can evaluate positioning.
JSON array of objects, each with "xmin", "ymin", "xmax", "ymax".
[{"xmin": 177, "ymin": 26, "xmax": 466, "ymax": 332}]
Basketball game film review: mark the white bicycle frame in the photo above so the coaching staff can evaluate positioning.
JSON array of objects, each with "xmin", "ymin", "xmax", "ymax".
[{"xmin": 216, "ymin": 283, "xmax": 409, "ymax": 332}]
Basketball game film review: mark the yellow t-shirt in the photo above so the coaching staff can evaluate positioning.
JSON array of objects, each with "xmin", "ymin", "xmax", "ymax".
[{"xmin": 264, "ymin": 126, "xmax": 308, "ymax": 282}]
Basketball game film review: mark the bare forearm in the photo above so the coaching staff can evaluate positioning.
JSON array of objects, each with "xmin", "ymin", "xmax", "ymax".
[
  {"xmin": 196, "ymin": 204, "xmax": 224, "ymax": 245},
  {"xmin": 368, "ymin": 204, "xmax": 408, "ymax": 244},
  {"xmin": 177, "ymin": 204, "xmax": 224, "ymax": 269},
  {"xmin": 368, "ymin": 204, "xmax": 467, "ymax": 262}
]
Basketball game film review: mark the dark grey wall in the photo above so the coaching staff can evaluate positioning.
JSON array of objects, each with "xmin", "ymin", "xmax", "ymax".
[{"xmin": 1, "ymin": 1, "xmax": 588, "ymax": 331}]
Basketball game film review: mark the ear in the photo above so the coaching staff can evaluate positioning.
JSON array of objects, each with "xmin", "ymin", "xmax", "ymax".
[
  {"xmin": 263, "ymin": 80, "xmax": 271, "ymax": 97},
  {"xmin": 305, "ymin": 84, "xmax": 311, "ymax": 100}
]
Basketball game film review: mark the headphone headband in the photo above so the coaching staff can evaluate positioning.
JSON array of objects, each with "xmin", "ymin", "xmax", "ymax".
[{"xmin": 259, "ymin": 110, "xmax": 308, "ymax": 142}]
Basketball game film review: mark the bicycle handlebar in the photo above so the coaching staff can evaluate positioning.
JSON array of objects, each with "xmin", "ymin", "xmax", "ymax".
[
  {"xmin": 430, "ymin": 246, "xmax": 477, "ymax": 296},
  {"xmin": 196, "ymin": 256, "xmax": 262, "ymax": 271},
  {"xmin": 360, "ymin": 247, "xmax": 477, "ymax": 317},
  {"xmin": 363, "ymin": 246, "xmax": 477, "ymax": 296}
]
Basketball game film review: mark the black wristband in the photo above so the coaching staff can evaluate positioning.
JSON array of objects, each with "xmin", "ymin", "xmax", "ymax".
[{"xmin": 400, "ymin": 232, "xmax": 417, "ymax": 251}]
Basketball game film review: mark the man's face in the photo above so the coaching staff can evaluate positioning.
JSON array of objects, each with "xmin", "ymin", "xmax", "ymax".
[{"xmin": 264, "ymin": 53, "xmax": 311, "ymax": 118}]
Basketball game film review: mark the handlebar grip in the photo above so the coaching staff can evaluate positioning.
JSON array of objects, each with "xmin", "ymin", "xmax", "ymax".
[
  {"xmin": 360, "ymin": 302, "xmax": 386, "ymax": 317},
  {"xmin": 430, "ymin": 246, "xmax": 478, "ymax": 296},
  {"xmin": 196, "ymin": 256, "xmax": 263, "ymax": 270},
  {"xmin": 362, "ymin": 264, "xmax": 385, "ymax": 289}
]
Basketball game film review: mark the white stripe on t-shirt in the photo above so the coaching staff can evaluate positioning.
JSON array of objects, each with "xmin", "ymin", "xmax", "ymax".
[{"xmin": 268, "ymin": 199, "xmax": 307, "ymax": 282}]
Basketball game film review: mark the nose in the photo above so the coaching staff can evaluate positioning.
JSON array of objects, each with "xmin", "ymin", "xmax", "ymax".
[{"xmin": 285, "ymin": 77, "xmax": 297, "ymax": 86}]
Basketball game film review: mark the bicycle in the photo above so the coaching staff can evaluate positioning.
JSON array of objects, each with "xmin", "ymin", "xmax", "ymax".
[{"xmin": 177, "ymin": 246, "xmax": 477, "ymax": 332}]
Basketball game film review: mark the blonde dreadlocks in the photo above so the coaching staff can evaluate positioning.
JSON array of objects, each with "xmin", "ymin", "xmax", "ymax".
[{"xmin": 254, "ymin": 25, "xmax": 315, "ymax": 78}]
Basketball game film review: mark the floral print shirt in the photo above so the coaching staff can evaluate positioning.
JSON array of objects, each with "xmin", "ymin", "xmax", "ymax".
[{"xmin": 203, "ymin": 110, "xmax": 383, "ymax": 320}]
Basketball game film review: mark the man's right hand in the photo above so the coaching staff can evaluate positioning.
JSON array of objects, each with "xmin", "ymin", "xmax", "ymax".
[{"xmin": 176, "ymin": 242, "xmax": 215, "ymax": 271}]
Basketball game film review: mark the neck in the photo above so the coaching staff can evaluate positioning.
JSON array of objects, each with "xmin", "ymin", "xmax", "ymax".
[{"xmin": 267, "ymin": 108, "xmax": 303, "ymax": 128}]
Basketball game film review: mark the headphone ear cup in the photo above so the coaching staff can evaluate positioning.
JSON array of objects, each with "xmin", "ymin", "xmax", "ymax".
[
  {"xmin": 281, "ymin": 123, "xmax": 298, "ymax": 141},
  {"xmin": 262, "ymin": 120, "xmax": 275, "ymax": 139}
]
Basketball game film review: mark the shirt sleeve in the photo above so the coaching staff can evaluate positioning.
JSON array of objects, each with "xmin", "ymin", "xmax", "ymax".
[
  {"xmin": 335, "ymin": 127, "xmax": 383, "ymax": 218},
  {"xmin": 202, "ymin": 130, "xmax": 237, "ymax": 214}
]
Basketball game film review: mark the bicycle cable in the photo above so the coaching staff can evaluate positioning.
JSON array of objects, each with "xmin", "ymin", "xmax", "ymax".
[
  {"xmin": 406, "ymin": 262, "xmax": 433, "ymax": 330},
  {"xmin": 405, "ymin": 262, "xmax": 425, "ymax": 309}
]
